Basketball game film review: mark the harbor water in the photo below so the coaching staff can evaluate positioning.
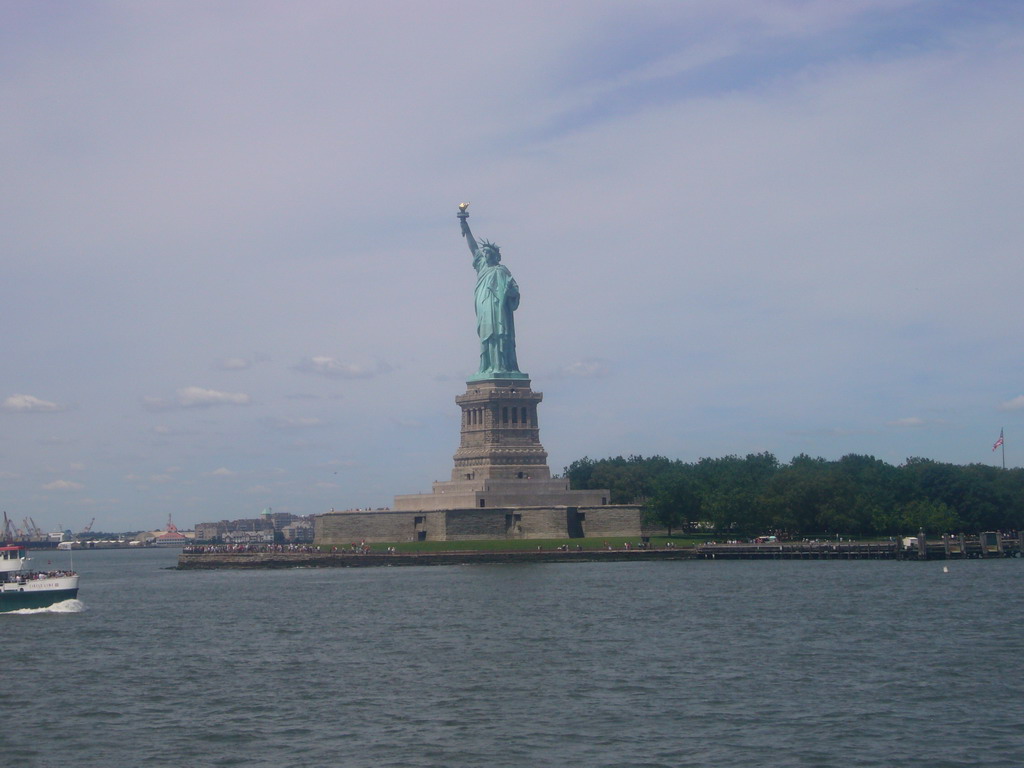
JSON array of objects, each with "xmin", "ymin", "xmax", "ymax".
[{"xmin": 4, "ymin": 547, "xmax": 1023, "ymax": 767}]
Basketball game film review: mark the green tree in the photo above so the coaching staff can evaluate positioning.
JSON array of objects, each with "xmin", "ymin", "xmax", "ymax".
[
  {"xmin": 644, "ymin": 469, "xmax": 701, "ymax": 536},
  {"xmin": 898, "ymin": 499, "xmax": 960, "ymax": 534},
  {"xmin": 563, "ymin": 456, "xmax": 597, "ymax": 490},
  {"xmin": 565, "ymin": 451, "xmax": 1018, "ymax": 537},
  {"xmin": 694, "ymin": 453, "xmax": 778, "ymax": 534}
]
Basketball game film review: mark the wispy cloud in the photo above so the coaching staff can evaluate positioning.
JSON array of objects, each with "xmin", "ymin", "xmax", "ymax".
[
  {"xmin": 3, "ymin": 394, "xmax": 64, "ymax": 413},
  {"xmin": 42, "ymin": 479, "xmax": 84, "ymax": 491},
  {"xmin": 144, "ymin": 386, "xmax": 251, "ymax": 410},
  {"xmin": 268, "ymin": 416, "xmax": 325, "ymax": 430},
  {"xmin": 391, "ymin": 417, "xmax": 424, "ymax": 429},
  {"xmin": 888, "ymin": 417, "xmax": 925, "ymax": 428},
  {"xmin": 998, "ymin": 395, "xmax": 1024, "ymax": 411},
  {"xmin": 558, "ymin": 359, "xmax": 611, "ymax": 378},
  {"xmin": 293, "ymin": 356, "xmax": 392, "ymax": 379},
  {"xmin": 218, "ymin": 353, "xmax": 269, "ymax": 371}
]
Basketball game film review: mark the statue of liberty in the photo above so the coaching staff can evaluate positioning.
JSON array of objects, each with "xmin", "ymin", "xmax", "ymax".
[{"xmin": 458, "ymin": 204, "xmax": 527, "ymax": 381}]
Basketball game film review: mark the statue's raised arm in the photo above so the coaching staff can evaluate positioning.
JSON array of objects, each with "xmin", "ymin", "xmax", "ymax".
[{"xmin": 457, "ymin": 202, "xmax": 478, "ymax": 256}]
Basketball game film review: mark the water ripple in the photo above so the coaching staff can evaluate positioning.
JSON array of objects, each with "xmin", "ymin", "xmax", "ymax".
[{"xmin": 6, "ymin": 551, "xmax": 1024, "ymax": 767}]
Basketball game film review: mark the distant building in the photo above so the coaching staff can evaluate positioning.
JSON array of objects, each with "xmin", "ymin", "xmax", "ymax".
[
  {"xmin": 281, "ymin": 520, "xmax": 314, "ymax": 542},
  {"xmin": 149, "ymin": 515, "xmax": 193, "ymax": 547},
  {"xmin": 194, "ymin": 522, "xmax": 224, "ymax": 542},
  {"xmin": 222, "ymin": 529, "xmax": 275, "ymax": 545},
  {"xmin": 194, "ymin": 511, "xmax": 314, "ymax": 543},
  {"xmin": 153, "ymin": 529, "xmax": 190, "ymax": 547}
]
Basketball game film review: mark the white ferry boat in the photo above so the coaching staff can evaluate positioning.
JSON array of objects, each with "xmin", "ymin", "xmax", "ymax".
[{"xmin": 0, "ymin": 544, "xmax": 79, "ymax": 612}]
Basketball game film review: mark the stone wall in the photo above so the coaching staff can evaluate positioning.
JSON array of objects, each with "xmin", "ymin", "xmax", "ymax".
[
  {"xmin": 581, "ymin": 506, "xmax": 652, "ymax": 539},
  {"xmin": 314, "ymin": 505, "xmax": 653, "ymax": 546},
  {"xmin": 442, "ymin": 508, "xmax": 508, "ymax": 540},
  {"xmin": 317, "ymin": 509, "xmax": 447, "ymax": 545}
]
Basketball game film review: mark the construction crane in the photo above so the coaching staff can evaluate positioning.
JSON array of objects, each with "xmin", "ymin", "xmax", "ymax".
[
  {"xmin": 27, "ymin": 517, "xmax": 44, "ymax": 539},
  {"xmin": 2, "ymin": 512, "xmax": 14, "ymax": 543},
  {"xmin": 79, "ymin": 517, "xmax": 95, "ymax": 536}
]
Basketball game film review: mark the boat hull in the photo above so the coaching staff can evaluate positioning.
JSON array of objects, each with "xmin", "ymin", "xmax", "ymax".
[{"xmin": 0, "ymin": 576, "xmax": 80, "ymax": 612}]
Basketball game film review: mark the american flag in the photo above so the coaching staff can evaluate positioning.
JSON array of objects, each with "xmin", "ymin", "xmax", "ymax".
[{"xmin": 993, "ymin": 429, "xmax": 1004, "ymax": 451}]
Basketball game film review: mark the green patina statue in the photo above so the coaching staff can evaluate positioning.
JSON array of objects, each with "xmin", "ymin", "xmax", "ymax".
[{"xmin": 458, "ymin": 204, "xmax": 528, "ymax": 381}]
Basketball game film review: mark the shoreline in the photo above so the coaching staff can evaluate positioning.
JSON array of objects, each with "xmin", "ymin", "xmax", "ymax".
[
  {"xmin": 177, "ymin": 548, "xmax": 695, "ymax": 569},
  {"xmin": 177, "ymin": 538, "xmax": 1023, "ymax": 569}
]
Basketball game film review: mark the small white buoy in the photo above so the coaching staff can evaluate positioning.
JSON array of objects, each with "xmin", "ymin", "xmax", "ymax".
[{"xmin": 943, "ymin": 565, "xmax": 949, "ymax": 573}]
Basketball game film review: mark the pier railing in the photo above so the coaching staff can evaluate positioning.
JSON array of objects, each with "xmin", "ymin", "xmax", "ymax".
[{"xmin": 695, "ymin": 533, "xmax": 1023, "ymax": 560}]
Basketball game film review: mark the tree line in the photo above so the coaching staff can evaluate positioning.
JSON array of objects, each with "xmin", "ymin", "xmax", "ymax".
[{"xmin": 563, "ymin": 453, "xmax": 1024, "ymax": 537}]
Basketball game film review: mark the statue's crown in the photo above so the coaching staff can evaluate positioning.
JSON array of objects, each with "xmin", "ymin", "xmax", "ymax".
[{"xmin": 478, "ymin": 239, "xmax": 501, "ymax": 260}]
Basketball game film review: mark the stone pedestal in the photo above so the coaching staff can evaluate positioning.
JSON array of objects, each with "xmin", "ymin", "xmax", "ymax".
[
  {"xmin": 452, "ymin": 378, "xmax": 549, "ymax": 482},
  {"xmin": 393, "ymin": 377, "xmax": 609, "ymax": 512}
]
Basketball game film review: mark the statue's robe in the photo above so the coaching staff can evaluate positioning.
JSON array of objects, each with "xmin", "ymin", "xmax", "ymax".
[{"xmin": 473, "ymin": 259, "xmax": 520, "ymax": 375}]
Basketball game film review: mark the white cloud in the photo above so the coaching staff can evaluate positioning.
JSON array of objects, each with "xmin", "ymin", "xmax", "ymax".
[
  {"xmin": 888, "ymin": 417, "xmax": 925, "ymax": 428},
  {"xmin": 2, "ymin": 394, "xmax": 63, "ymax": 413},
  {"xmin": 207, "ymin": 467, "xmax": 235, "ymax": 477},
  {"xmin": 144, "ymin": 387, "xmax": 251, "ymax": 410},
  {"xmin": 294, "ymin": 356, "xmax": 392, "ymax": 379},
  {"xmin": 220, "ymin": 356, "xmax": 253, "ymax": 370},
  {"xmin": 998, "ymin": 395, "xmax": 1024, "ymax": 411},
  {"xmin": 42, "ymin": 479, "xmax": 84, "ymax": 491},
  {"xmin": 178, "ymin": 387, "xmax": 250, "ymax": 407}
]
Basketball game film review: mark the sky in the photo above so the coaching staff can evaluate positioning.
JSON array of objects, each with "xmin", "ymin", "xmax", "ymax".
[{"xmin": 3, "ymin": 0, "xmax": 1023, "ymax": 533}]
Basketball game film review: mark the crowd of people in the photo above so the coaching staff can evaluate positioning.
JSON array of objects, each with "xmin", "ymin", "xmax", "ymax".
[
  {"xmin": 184, "ymin": 540, "xmax": 684, "ymax": 556},
  {"xmin": 7, "ymin": 569, "xmax": 76, "ymax": 584},
  {"xmin": 183, "ymin": 543, "xmax": 319, "ymax": 554}
]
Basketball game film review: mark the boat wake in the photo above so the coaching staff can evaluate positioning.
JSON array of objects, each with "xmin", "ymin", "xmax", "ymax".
[{"xmin": 4, "ymin": 599, "xmax": 86, "ymax": 615}]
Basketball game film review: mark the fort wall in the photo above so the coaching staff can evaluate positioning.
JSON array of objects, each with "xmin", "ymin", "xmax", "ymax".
[{"xmin": 315, "ymin": 505, "xmax": 653, "ymax": 546}]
